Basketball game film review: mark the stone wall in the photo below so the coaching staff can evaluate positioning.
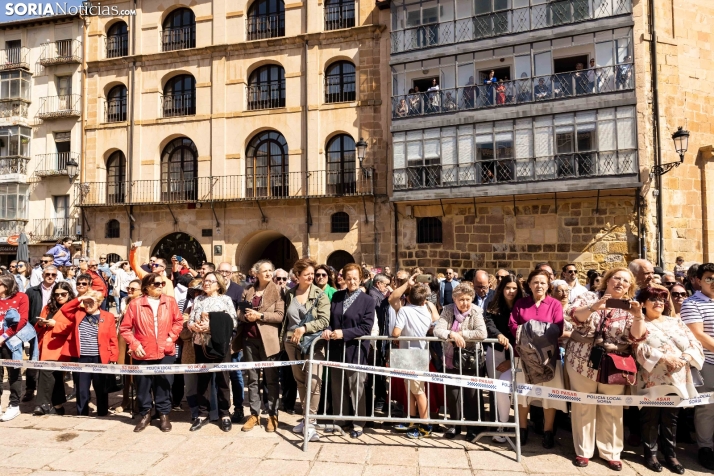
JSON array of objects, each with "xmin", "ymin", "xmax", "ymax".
[{"xmin": 396, "ymin": 194, "xmax": 639, "ymax": 277}]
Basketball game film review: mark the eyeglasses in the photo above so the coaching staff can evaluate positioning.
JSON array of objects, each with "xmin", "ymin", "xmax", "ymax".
[
  {"xmin": 275, "ymin": 277, "xmax": 288, "ymax": 282},
  {"xmin": 17, "ymin": 264, "xmax": 25, "ymax": 268},
  {"xmin": 76, "ymin": 282, "xmax": 89, "ymax": 287},
  {"xmin": 704, "ymin": 277, "xmax": 714, "ymax": 284},
  {"xmin": 218, "ymin": 270, "xmax": 231, "ymax": 275},
  {"xmin": 151, "ymin": 281, "xmax": 166, "ymax": 288},
  {"xmin": 203, "ymin": 279, "xmax": 217, "ymax": 284},
  {"xmin": 671, "ymin": 292, "xmax": 687, "ymax": 298},
  {"xmin": 100, "ymin": 257, "xmax": 107, "ymax": 260},
  {"xmin": 54, "ymin": 292, "xmax": 69, "ymax": 297},
  {"xmin": 41, "ymin": 260, "xmax": 52, "ymax": 264},
  {"xmin": 80, "ymin": 299, "xmax": 96, "ymax": 306},
  {"xmin": 127, "ymin": 287, "xmax": 141, "ymax": 292},
  {"xmin": 89, "ymin": 264, "xmax": 98, "ymax": 268},
  {"xmin": 44, "ymin": 273, "xmax": 57, "ymax": 277},
  {"xmin": 647, "ymin": 297, "xmax": 666, "ymax": 303},
  {"xmin": 565, "ymin": 270, "xmax": 577, "ymax": 274},
  {"xmin": 151, "ymin": 263, "xmax": 164, "ymax": 268},
  {"xmin": 315, "ymin": 273, "xmax": 328, "ymax": 278},
  {"xmin": 663, "ymin": 281, "xmax": 677, "ymax": 286}
]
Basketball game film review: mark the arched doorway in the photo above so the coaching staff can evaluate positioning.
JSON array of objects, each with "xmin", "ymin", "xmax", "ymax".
[
  {"xmin": 238, "ymin": 231, "xmax": 298, "ymax": 272},
  {"xmin": 152, "ymin": 232, "xmax": 206, "ymax": 270},
  {"xmin": 327, "ymin": 250, "xmax": 355, "ymax": 273}
]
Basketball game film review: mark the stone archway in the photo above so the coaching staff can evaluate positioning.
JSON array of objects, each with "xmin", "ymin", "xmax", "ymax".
[
  {"xmin": 326, "ymin": 250, "xmax": 355, "ymax": 273},
  {"xmin": 152, "ymin": 231, "xmax": 207, "ymax": 270},
  {"xmin": 238, "ymin": 230, "xmax": 299, "ymax": 272}
]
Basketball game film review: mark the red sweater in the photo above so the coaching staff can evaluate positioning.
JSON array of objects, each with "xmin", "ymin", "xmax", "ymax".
[{"xmin": 0, "ymin": 292, "xmax": 29, "ymax": 340}]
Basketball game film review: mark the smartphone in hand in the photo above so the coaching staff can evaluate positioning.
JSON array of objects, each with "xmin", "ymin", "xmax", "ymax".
[
  {"xmin": 416, "ymin": 274, "xmax": 433, "ymax": 284},
  {"xmin": 605, "ymin": 298, "xmax": 631, "ymax": 310}
]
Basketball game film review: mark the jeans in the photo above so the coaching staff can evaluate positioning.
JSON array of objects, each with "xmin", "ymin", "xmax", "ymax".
[
  {"xmin": 0, "ymin": 346, "xmax": 21, "ymax": 406},
  {"xmin": 135, "ymin": 356, "xmax": 175, "ymax": 416},
  {"xmin": 243, "ymin": 338, "xmax": 279, "ymax": 417},
  {"xmin": 229, "ymin": 351, "xmax": 244, "ymax": 413},
  {"xmin": 76, "ymin": 356, "xmax": 109, "ymax": 416}
]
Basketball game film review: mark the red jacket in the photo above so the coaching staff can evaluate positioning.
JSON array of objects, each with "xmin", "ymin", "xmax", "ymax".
[
  {"xmin": 38, "ymin": 299, "xmax": 81, "ymax": 361},
  {"xmin": 119, "ymin": 294, "xmax": 182, "ymax": 361},
  {"xmin": 0, "ymin": 292, "xmax": 29, "ymax": 340},
  {"xmin": 52, "ymin": 308, "xmax": 118, "ymax": 364},
  {"xmin": 87, "ymin": 269, "xmax": 108, "ymax": 297}
]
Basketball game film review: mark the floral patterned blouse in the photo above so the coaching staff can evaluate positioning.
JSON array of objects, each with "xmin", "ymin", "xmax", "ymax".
[
  {"xmin": 634, "ymin": 316, "xmax": 704, "ymax": 399},
  {"xmin": 566, "ymin": 291, "xmax": 645, "ymax": 381}
]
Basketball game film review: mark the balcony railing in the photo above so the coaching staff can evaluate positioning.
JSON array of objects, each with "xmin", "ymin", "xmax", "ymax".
[
  {"xmin": 393, "ymin": 150, "xmax": 637, "ymax": 192},
  {"xmin": 0, "ymin": 47, "xmax": 30, "ymax": 71},
  {"xmin": 77, "ymin": 170, "xmax": 374, "ymax": 206},
  {"xmin": 0, "ymin": 220, "xmax": 26, "ymax": 237},
  {"xmin": 161, "ymin": 26, "xmax": 196, "ymax": 52},
  {"xmin": 35, "ymin": 152, "xmax": 80, "ymax": 177},
  {"xmin": 247, "ymin": 81, "xmax": 286, "ymax": 110},
  {"xmin": 161, "ymin": 93, "xmax": 196, "ymax": 118},
  {"xmin": 104, "ymin": 97, "xmax": 127, "ymax": 122},
  {"xmin": 392, "ymin": 64, "xmax": 633, "ymax": 119},
  {"xmin": 37, "ymin": 95, "xmax": 82, "ymax": 119},
  {"xmin": 391, "ymin": 0, "xmax": 631, "ymax": 53},
  {"xmin": 325, "ymin": 3, "xmax": 355, "ymax": 31},
  {"xmin": 105, "ymin": 34, "xmax": 128, "ymax": 58},
  {"xmin": 39, "ymin": 40, "xmax": 82, "ymax": 65},
  {"xmin": 246, "ymin": 14, "xmax": 286, "ymax": 41},
  {"xmin": 0, "ymin": 156, "xmax": 29, "ymax": 177},
  {"xmin": 325, "ymin": 75, "xmax": 356, "ymax": 103},
  {"xmin": 31, "ymin": 218, "xmax": 79, "ymax": 241}
]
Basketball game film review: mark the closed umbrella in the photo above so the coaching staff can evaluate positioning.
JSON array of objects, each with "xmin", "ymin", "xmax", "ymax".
[{"xmin": 15, "ymin": 232, "xmax": 29, "ymax": 262}]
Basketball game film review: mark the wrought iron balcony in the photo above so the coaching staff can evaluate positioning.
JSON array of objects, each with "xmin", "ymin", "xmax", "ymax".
[
  {"xmin": 105, "ymin": 34, "xmax": 128, "ymax": 58},
  {"xmin": 0, "ymin": 156, "xmax": 29, "ymax": 182},
  {"xmin": 35, "ymin": 152, "xmax": 81, "ymax": 177},
  {"xmin": 39, "ymin": 40, "xmax": 82, "ymax": 65},
  {"xmin": 31, "ymin": 218, "xmax": 79, "ymax": 241},
  {"xmin": 247, "ymin": 81, "xmax": 286, "ymax": 110},
  {"xmin": 0, "ymin": 220, "xmax": 26, "ymax": 237},
  {"xmin": 391, "ymin": 0, "xmax": 631, "ymax": 53},
  {"xmin": 77, "ymin": 170, "xmax": 374, "ymax": 206},
  {"xmin": 325, "ymin": 3, "xmax": 355, "ymax": 31},
  {"xmin": 104, "ymin": 97, "xmax": 127, "ymax": 122},
  {"xmin": 246, "ymin": 14, "xmax": 285, "ymax": 41},
  {"xmin": 37, "ymin": 95, "xmax": 82, "ymax": 119},
  {"xmin": 393, "ymin": 150, "xmax": 637, "ymax": 192},
  {"xmin": 161, "ymin": 93, "xmax": 195, "ymax": 118},
  {"xmin": 161, "ymin": 26, "xmax": 196, "ymax": 52},
  {"xmin": 392, "ymin": 64, "xmax": 633, "ymax": 119},
  {"xmin": 0, "ymin": 47, "xmax": 30, "ymax": 71}
]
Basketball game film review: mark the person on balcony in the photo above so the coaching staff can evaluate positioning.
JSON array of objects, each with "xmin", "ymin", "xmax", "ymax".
[
  {"xmin": 426, "ymin": 78, "xmax": 440, "ymax": 114},
  {"xmin": 534, "ymin": 77, "xmax": 550, "ymax": 100},
  {"xmin": 47, "ymin": 237, "xmax": 73, "ymax": 268},
  {"xmin": 617, "ymin": 56, "xmax": 633, "ymax": 90},
  {"xmin": 483, "ymin": 70, "xmax": 498, "ymax": 106},
  {"xmin": 395, "ymin": 98, "xmax": 408, "ymax": 117},
  {"xmin": 587, "ymin": 58, "xmax": 597, "ymax": 93},
  {"xmin": 462, "ymin": 76, "xmax": 476, "ymax": 108}
]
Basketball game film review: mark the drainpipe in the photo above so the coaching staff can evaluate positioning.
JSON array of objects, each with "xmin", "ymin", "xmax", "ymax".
[
  {"xmin": 394, "ymin": 203, "xmax": 398, "ymax": 270},
  {"xmin": 304, "ymin": 36, "xmax": 310, "ymax": 258},
  {"xmin": 648, "ymin": 0, "xmax": 663, "ymax": 267},
  {"xmin": 128, "ymin": 0, "xmax": 137, "ymax": 240},
  {"xmin": 80, "ymin": 16, "xmax": 88, "ymax": 255}
]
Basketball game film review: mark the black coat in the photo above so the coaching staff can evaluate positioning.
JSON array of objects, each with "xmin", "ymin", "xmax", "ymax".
[
  {"xmin": 25, "ymin": 285, "xmax": 44, "ymax": 326},
  {"xmin": 328, "ymin": 290, "xmax": 375, "ymax": 365}
]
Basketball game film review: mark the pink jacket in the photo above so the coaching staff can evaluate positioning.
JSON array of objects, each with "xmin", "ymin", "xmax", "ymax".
[{"xmin": 119, "ymin": 294, "xmax": 182, "ymax": 361}]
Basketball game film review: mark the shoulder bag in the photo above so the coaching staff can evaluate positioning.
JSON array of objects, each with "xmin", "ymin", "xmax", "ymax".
[{"xmin": 589, "ymin": 310, "xmax": 637, "ymax": 386}]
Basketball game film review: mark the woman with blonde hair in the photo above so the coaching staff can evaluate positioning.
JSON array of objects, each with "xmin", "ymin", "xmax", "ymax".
[{"xmin": 567, "ymin": 267, "xmax": 647, "ymax": 471}]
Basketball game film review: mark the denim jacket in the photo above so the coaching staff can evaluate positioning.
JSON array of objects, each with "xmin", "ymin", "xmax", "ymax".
[{"xmin": 3, "ymin": 309, "xmax": 38, "ymax": 361}]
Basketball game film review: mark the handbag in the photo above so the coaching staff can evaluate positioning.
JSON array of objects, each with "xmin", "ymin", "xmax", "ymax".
[
  {"xmin": 454, "ymin": 347, "xmax": 477, "ymax": 374},
  {"xmin": 589, "ymin": 309, "xmax": 637, "ymax": 386},
  {"xmin": 296, "ymin": 291, "xmax": 324, "ymax": 355}
]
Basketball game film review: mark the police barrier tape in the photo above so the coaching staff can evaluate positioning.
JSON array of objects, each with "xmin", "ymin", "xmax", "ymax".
[{"xmin": 1, "ymin": 358, "xmax": 711, "ymax": 408}]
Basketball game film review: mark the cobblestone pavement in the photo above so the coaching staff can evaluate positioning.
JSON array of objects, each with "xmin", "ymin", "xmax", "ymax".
[{"xmin": 0, "ymin": 383, "xmax": 710, "ymax": 476}]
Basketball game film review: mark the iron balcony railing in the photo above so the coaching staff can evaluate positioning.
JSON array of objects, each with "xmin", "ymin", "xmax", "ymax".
[
  {"xmin": 161, "ymin": 93, "xmax": 196, "ymax": 118},
  {"xmin": 247, "ymin": 81, "xmax": 286, "ymax": 110},
  {"xmin": 104, "ymin": 97, "xmax": 127, "ymax": 122},
  {"xmin": 35, "ymin": 152, "xmax": 80, "ymax": 177},
  {"xmin": 0, "ymin": 220, "xmax": 26, "ymax": 237},
  {"xmin": 325, "ymin": 3, "xmax": 355, "ymax": 31},
  {"xmin": 31, "ymin": 218, "xmax": 79, "ymax": 241},
  {"xmin": 246, "ymin": 14, "xmax": 285, "ymax": 41},
  {"xmin": 392, "ymin": 64, "xmax": 633, "ymax": 119},
  {"xmin": 105, "ymin": 34, "xmax": 128, "ymax": 58},
  {"xmin": 37, "ymin": 95, "xmax": 82, "ymax": 119},
  {"xmin": 393, "ymin": 149, "xmax": 637, "ymax": 191},
  {"xmin": 0, "ymin": 156, "xmax": 29, "ymax": 176},
  {"xmin": 39, "ymin": 40, "xmax": 82, "ymax": 65},
  {"xmin": 391, "ymin": 0, "xmax": 631, "ymax": 53},
  {"xmin": 161, "ymin": 26, "xmax": 196, "ymax": 52},
  {"xmin": 325, "ymin": 74, "xmax": 356, "ymax": 103},
  {"xmin": 0, "ymin": 47, "xmax": 30, "ymax": 71},
  {"xmin": 77, "ymin": 170, "xmax": 374, "ymax": 206}
]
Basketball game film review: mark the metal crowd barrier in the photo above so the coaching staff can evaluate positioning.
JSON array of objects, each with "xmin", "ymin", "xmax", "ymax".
[{"xmin": 302, "ymin": 336, "xmax": 521, "ymax": 461}]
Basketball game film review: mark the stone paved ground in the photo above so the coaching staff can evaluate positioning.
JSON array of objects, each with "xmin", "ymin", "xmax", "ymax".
[{"xmin": 0, "ymin": 381, "xmax": 710, "ymax": 476}]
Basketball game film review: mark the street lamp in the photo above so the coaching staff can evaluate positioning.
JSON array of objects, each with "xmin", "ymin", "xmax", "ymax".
[
  {"xmin": 652, "ymin": 126, "xmax": 690, "ymax": 176},
  {"xmin": 355, "ymin": 137, "xmax": 368, "ymax": 176},
  {"xmin": 66, "ymin": 157, "xmax": 79, "ymax": 183}
]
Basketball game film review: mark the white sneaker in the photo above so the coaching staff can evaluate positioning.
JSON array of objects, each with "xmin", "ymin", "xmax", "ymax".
[
  {"xmin": 292, "ymin": 420, "xmax": 316, "ymax": 434},
  {"xmin": 492, "ymin": 427, "xmax": 507, "ymax": 443},
  {"xmin": 307, "ymin": 428, "xmax": 320, "ymax": 442},
  {"xmin": 1, "ymin": 406, "xmax": 20, "ymax": 422}
]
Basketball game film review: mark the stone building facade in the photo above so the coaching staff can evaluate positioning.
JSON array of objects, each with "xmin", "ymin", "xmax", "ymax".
[
  {"xmin": 389, "ymin": 0, "xmax": 714, "ymax": 276},
  {"xmin": 79, "ymin": 0, "xmax": 392, "ymax": 271},
  {"xmin": 0, "ymin": 15, "xmax": 84, "ymax": 266}
]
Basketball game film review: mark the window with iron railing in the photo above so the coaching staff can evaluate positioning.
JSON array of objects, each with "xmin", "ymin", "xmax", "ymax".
[
  {"xmin": 247, "ymin": 65, "xmax": 285, "ymax": 110},
  {"xmin": 326, "ymin": 134, "xmax": 357, "ymax": 196},
  {"xmin": 247, "ymin": 0, "xmax": 285, "ymax": 40},
  {"xmin": 325, "ymin": 0, "xmax": 355, "ymax": 30},
  {"xmin": 162, "ymin": 75, "xmax": 196, "ymax": 117},
  {"xmin": 161, "ymin": 8, "xmax": 196, "ymax": 51},
  {"xmin": 105, "ymin": 85, "xmax": 127, "ymax": 122},
  {"xmin": 106, "ymin": 21, "xmax": 129, "ymax": 58},
  {"xmin": 0, "ymin": 43, "xmax": 29, "ymax": 70},
  {"xmin": 325, "ymin": 61, "xmax": 356, "ymax": 104}
]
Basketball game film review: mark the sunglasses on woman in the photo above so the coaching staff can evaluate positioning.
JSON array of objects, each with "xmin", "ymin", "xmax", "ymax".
[
  {"xmin": 151, "ymin": 281, "xmax": 166, "ymax": 288},
  {"xmin": 127, "ymin": 287, "xmax": 141, "ymax": 293},
  {"xmin": 274, "ymin": 277, "xmax": 288, "ymax": 282},
  {"xmin": 54, "ymin": 292, "xmax": 69, "ymax": 298},
  {"xmin": 646, "ymin": 297, "xmax": 666, "ymax": 303},
  {"xmin": 671, "ymin": 292, "xmax": 687, "ymax": 298},
  {"xmin": 315, "ymin": 273, "xmax": 328, "ymax": 278},
  {"xmin": 76, "ymin": 282, "xmax": 89, "ymax": 287}
]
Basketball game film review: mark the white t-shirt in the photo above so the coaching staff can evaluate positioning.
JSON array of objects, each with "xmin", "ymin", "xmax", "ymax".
[
  {"xmin": 394, "ymin": 304, "xmax": 432, "ymax": 349},
  {"xmin": 568, "ymin": 282, "xmax": 588, "ymax": 303}
]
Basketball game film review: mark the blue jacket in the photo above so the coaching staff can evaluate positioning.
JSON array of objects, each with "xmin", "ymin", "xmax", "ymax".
[
  {"xmin": 438, "ymin": 279, "xmax": 460, "ymax": 307},
  {"xmin": 48, "ymin": 243, "xmax": 72, "ymax": 267},
  {"xmin": 3, "ymin": 310, "xmax": 38, "ymax": 361}
]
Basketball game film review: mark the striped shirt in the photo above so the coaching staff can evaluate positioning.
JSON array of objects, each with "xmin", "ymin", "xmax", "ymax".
[
  {"xmin": 680, "ymin": 291, "xmax": 714, "ymax": 364},
  {"xmin": 78, "ymin": 313, "xmax": 100, "ymax": 356}
]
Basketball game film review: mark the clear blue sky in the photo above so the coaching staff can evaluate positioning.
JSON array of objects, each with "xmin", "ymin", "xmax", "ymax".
[{"xmin": 0, "ymin": 0, "xmax": 84, "ymax": 24}]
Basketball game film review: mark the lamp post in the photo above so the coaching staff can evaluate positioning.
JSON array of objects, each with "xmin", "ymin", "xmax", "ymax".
[
  {"xmin": 652, "ymin": 126, "xmax": 689, "ymax": 176},
  {"xmin": 66, "ymin": 157, "xmax": 79, "ymax": 183},
  {"xmin": 355, "ymin": 137, "xmax": 368, "ymax": 178}
]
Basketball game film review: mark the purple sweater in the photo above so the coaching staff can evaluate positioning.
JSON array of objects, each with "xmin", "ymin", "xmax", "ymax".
[{"xmin": 508, "ymin": 295, "xmax": 564, "ymax": 340}]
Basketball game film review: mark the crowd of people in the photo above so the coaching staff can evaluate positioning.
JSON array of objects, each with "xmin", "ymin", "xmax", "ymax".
[{"xmin": 2, "ymin": 240, "xmax": 714, "ymax": 474}]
